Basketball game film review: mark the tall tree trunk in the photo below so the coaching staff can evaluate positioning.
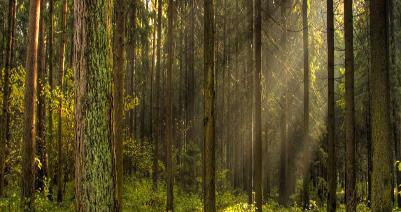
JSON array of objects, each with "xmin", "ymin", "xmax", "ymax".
[
  {"xmin": 188, "ymin": 0, "xmax": 195, "ymax": 145},
  {"xmin": 47, "ymin": 0, "xmax": 54, "ymax": 200},
  {"xmin": 166, "ymin": 0, "xmax": 175, "ymax": 210},
  {"xmin": 389, "ymin": 0, "xmax": 401, "ymax": 207},
  {"xmin": 302, "ymin": 0, "xmax": 310, "ymax": 209},
  {"xmin": 327, "ymin": 0, "xmax": 337, "ymax": 210},
  {"xmin": 153, "ymin": 0, "xmax": 162, "ymax": 192},
  {"xmin": 203, "ymin": 0, "xmax": 215, "ymax": 210},
  {"xmin": 56, "ymin": 0, "xmax": 67, "ymax": 203},
  {"xmin": 245, "ymin": 0, "xmax": 254, "ymax": 204},
  {"xmin": 254, "ymin": 0, "xmax": 262, "ymax": 209},
  {"xmin": 127, "ymin": 0, "xmax": 137, "ymax": 140},
  {"xmin": 0, "ymin": 0, "xmax": 16, "ymax": 198},
  {"xmin": 279, "ymin": 0, "xmax": 288, "ymax": 206},
  {"xmin": 370, "ymin": 0, "xmax": 392, "ymax": 210},
  {"xmin": 113, "ymin": 0, "xmax": 126, "ymax": 209},
  {"xmin": 22, "ymin": 0, "xmax": 41, "ymax": 208},
  {"xmin": 36, "ymin": 0, "xmax": 48, "ymax": 193},
  {"xmin": 73, "ymin": 0, "xmax": 115, "ymax": 210},
  {"xmin": 344, "ymin": 0, "xmax": 356, "ymax": 211}
]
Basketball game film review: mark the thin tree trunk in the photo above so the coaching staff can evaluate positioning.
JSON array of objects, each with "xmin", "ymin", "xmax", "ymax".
[
  {"xmin": 73, "ymin": 0, "xmax": 115, "ymax": 210},
  {"xmin": 254, "ymin": 0, "xmax": 262, "ymax": 209},
  {"xmin": 22, "ymin": 0, "xmax": 41, "ymax": 208},
  {"xmin": 166, "ymin": 0, "xmax": 175, "ymax": 210},
  {"xmin": 344, "ymin": 0, "xmax": 356, "ymax": 211},
  {"xmin": 153, "ymin": 0, "xmax": 162, "ymax": 192},
  {"xmin": 36, "ymin": 0, "xmax": 48, "ymax": 193},
  {"xmin": 0, "ymin": 0, "xmax": 16, "ymax": 198},
  {"xmin": 56, "ymin": 0, "xmax": 67, "ymax": 203},
  {"xmin": 113, "ymin": 0, "xmax": 126, "ymax": 209},
  {"xmin": 246, "ymin": 0, "xmax": 254, "ymax": 204},
  {"xmin": 370, "ymin": 0, "xmax": 392, "ymax": 210},
  {"xmin": 47, "ymin": 0, "xmax": 54, "ymax": 200},
  {"xmin": 203, "ymin": 0, "xmax": 215, "ymax": 210},
  {"xmin": 327, "ymin": 0, "xmax": 337, "ymax": 210},
  {"xmin": 302, "ymin": 0, "xmax": 310, "ymax": 209},
  {"xmin": 279, "ymin": 0, "xmax": 288, "ymax": 206}
]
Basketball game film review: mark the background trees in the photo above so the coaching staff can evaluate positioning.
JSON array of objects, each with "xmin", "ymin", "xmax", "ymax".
[{"xmin": 0, "ymin": 0, "xmax": 400, "ymax": 211}]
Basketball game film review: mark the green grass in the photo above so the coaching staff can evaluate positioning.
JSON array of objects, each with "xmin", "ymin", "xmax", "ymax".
[{"xmin": 0, "ymin": 178, "xmax": 384, "ymax": 211}]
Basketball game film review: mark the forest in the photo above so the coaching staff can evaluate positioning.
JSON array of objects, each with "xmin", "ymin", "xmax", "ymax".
[{"xmin": 0, "ymin": 0, "xmax": 399, "ymax": 211}]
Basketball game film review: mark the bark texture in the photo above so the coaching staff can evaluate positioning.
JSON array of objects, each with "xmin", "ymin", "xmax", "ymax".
[
  {"xmin": 327, "ymin": 0, "xmax": 337, "ymax": 210},
  {"xmin": 22, "ymin": 0, "xmax": 41, "ymax": 209},
  {"xmin": 73, "ymin": 0, "xmax": 115, "ymax": 210},
  {"xmin": 344, "ymin": 0, "xmax": 356, "ymax": 211},
  {"xmin": 0, "ymin": 0, "xmax": 16, "ymax": 197},
  {"xmin": 370, "ymin": 0, "xmax": 392, "ymax": 211},
  {"xmin": 113, "ymin": 0, "xmax": 126, "ymax": 209},
  {"xmin": 166, "ymin": 0, "xmax": 175, "ymax": 210},
  {"xmin": 203, "ymin": 0, "xmax": 216, "ymax": 210}
]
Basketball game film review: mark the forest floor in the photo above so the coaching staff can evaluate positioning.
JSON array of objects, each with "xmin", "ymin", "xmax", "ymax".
[{"xmin": 0, "ymin": 177, "xmax": 378, "ymax": 211}]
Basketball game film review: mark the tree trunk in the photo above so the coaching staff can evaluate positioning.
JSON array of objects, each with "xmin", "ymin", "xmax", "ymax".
[
  {"xmin": 36, "ymin": 0, "xmax": 48, "ymax": 193},
  {"xmin": 370, "ymin": 0, "xmax": 392, "ymax": 210},
  {"xmin": 22, "ymin": 0, "xmax": 41, "ymax": 208},
  {"xmin": 279, "ymin": 0, "xmax": 288, "ymax": 206},
  {"xmin": 73, "ymin": 0, "xmax": 115, "ymax": 210},
  {"xmin": 113, "ymin": 0, "xmax": 126, "ymax": 209},
  {"xmin": 327, "ymin": 0, "xmax": 337, "ymax": 210},
  {"xmin": 245, "ymin": 0, "xmax": 254, "ymax": 204},
  {"xmin": 302, "ymin": 0, "xmax": 310, "ymax": 209},
  {"xmin": 47, "ymin": 0, "xmax": 54, "ymax": 200},
  {"xmin": 203, "ymin": 0, "xmax": 215, "ymax": 210},
  {"xmin": 166, "ymin": 0, "xmax": 175, "ymax": 210},
  {"xmin": 344, "ymin": 0, "xmax": 356, "ymax": 211},
  {"xmin": 153, "ymin": 0, "xmax": 162, "ymax": 192},
  {"xmin": 56, "ymin": 0, "xmax": 67, "ymax": 203},
  {"xmin": 0, "ymin": 0, "xmax": 16, "ymax": 198},
  {"xmin": 254, "ymin": 0, "xmax": 262, "ymax": 209}
]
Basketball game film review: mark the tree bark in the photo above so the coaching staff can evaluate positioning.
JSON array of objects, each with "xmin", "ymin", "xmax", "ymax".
[
  {"xmin": 47, "ymin": 0, "xmax": 54, "ymax": 200},
  {"xmin": 254, "ymin": 0, "xmax": 262, "ymax": 209},
  {"xmin": 203, "ymin": 0, "xmax": 215, "ymax": 210},
  {"xmin": 245, "ymin": 0, "xmax": 254, "ymax": 204},
  {"xmin": 344, "ymin": 0, "xmax": 356, "ymax": 211},
  {"xmin": 279, "ymin": 0, "xmax": 288, "ymax": 206},
  {"xmin": 36, "ymin": 0, "xmax": 48, "ymax": 194},
  {"xmin": 370, "ymin": 0, "xmax": 392, "ymax": 210},
  {"xmin": 73, "ymin": 0, "xmax": 115, "ymax": 210},
  {"xmin": 113, "ymin": 0, "xmax": 126, "ymax": 209},
  {"xmin": 0, "ymin": 0, "xmax": 16, "ymax": 198},
  {"xmin": 153, "ymin": 0, "xmax": 162, "ymax": 192},
  {"xmin": 302, "ymin": 0, "xmax": 310, "ymax": 209},
  {"xmin": 166, "ymin": 0, "xmax": 175, "ymax": 210},
  {"xmin": 56, "ymin": 0, "xmax": 67, "ymax": 203},
  {"xmin": 22, "ymin": 0, "xmax": 41, "ymax": 209},
  {"xmin": 327, "ymin": 0, "xmax": 337, "ymax": 210}
]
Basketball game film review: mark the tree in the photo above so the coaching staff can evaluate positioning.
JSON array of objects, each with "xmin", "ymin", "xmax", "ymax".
[
  {"xmin": 279, "ymin": 0, "xmax": 289, "ymax": 205},
  {"xmin": 245, "ymin": 0, "xmax": 254, "ymax": 204},
  {"xmin": 36, "ymin": 0, "xmax": 48, "ymax": 193},
  {"xmin": 370, "ymin": 0, "xmax": 392, "ymax": 210},
  {"xmin": 57, "ymin": 0, "xmax": 68, "ymax": 203},
  {"xmin": 344, "ymin": 0, "xmax": 356, "ymax": 211},
  {"xmin": 204, "ymin": 0, "xmax": 216, "ymax": 210},
  {"xmin": 166, "ymin": 0, "xmax": 174, "ymax": 210},
  {"xmin": 302, "ymin": 0, "xmax": 311, "ymax": 209},
  {"xmin": 254, "ymin": 0, "xmax": 262, "ymax": 209},
  {"xmin": 0, "ymin": 0, "xmax": 16, "ymax": 197},
  {"xmin": 153, "ymin": 0, "xmax": 162, "ymax": 191},
  {"xmin": 113, "ymin": 0, "xmax": 126, "ymax": 209},
  {"xmin": 73, "ymin": 0, "xmax": 115, "ymax": 210},
  {"xmin": 327, "ymin": 0, "xmax": 337, "ymax": 210},
  {"xmin": 22, "ymin": 0, "xmax": 41, "ymax": 208}
]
